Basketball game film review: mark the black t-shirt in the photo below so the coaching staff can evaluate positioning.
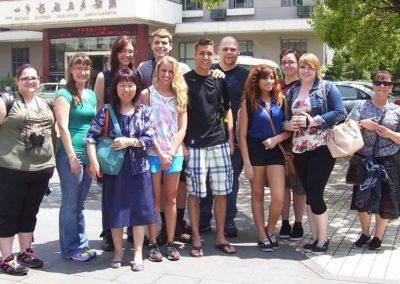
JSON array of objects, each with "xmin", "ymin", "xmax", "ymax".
[
  {"xmin": 212, "ymin": 64, "xmax": 249, "ymax": 144},
  {"xmin": 184, "ymin": 70, "xmax": 231, "ymax": 148}
]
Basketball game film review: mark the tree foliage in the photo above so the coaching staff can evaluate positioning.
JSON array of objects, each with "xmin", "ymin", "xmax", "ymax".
[
  {"xmin": 311, "ymin": 0, "xmax": 400, "ymax": 79},
  {"xmin": 194, "ymin": 0, "xmax": 224, "ymax": 10}
]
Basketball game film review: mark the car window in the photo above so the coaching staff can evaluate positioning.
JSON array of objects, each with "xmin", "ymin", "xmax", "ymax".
[
  {"xmin": 357, "ymin": 90, "xmax": 371, "ymax": 100},
  {"xmin": 337, "ymin": 86, "xmax": 357, "ymax": 100},
  {"xmin": 42, "ymin": 85, "xmax": 57, "ymax": 92}
]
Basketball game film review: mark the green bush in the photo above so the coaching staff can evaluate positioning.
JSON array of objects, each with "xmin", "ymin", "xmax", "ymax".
[{"xmin": 0, "ymin": 75, "xmax": 15, "ymax": 91}]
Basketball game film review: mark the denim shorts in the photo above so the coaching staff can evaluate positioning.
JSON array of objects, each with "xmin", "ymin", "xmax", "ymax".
[{"xmin": 149, "ymin": 155, "xmax": 184, "ymax": 174}]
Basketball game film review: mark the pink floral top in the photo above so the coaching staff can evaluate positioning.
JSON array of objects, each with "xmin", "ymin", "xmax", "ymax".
[{"xmin": 291, "ymin": 97, "xmax": 328, "ymax": 154}]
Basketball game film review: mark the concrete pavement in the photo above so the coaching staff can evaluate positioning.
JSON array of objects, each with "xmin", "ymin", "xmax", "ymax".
[{"xmin": 1, "ymin": 159, "xmax": 399, "ymax": 283}]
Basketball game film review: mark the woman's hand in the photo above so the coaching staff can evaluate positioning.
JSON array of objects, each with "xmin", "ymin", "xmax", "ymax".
[
  {"xmin": 243, "ymin": 162, "xmax": 254, "ymax": 180},
  {"xmin": 360, "ymin": 119, "xmax": 378, "ymax": 131},
  {"xmin": 112, "ymin": 137, "xmax": 134, "ymax": 150},
  {"xmin": 263, "ymin": 136, "xmax": 279, "ymax": 149},
  {"xmin": 68, "ymin": 155, "xmax": 80, "ymax": 175},
  {"xmin": 89, "ymin": 159, "xmax": 102, "ymax": 179},
  {"xmin": 182, "ymin": 145, "xmax": 190, "ymax": 161},
  {"xmin": 286, "ymin": 117, "xmax": 300, "ymax": 131},
  {"xmin": 159, "ymin": 152, "xmax": 172, "ymax": 170},
  {"xmin": 376, "ymin": 125, "xmax": 393, "ymax": 139},
  {"xmin": 300, "ymin": 111, "xmax": 317, "ymax": 128}
]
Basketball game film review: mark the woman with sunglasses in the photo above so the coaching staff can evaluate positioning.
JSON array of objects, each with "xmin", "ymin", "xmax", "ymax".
[
  {"xmin": 0, "ymin": 64, "xmax": 55, "ymax": 275},
  {"xmin": 55, "ymin": 53, "xmax": 97, "ymax": 262},
  {"xmin": 349, "ymin": 71, "xmax": 400, "ymax": 250},
  {"xmin": 283, "ymin": 53, "xmax": 346, "ymax": 254}
]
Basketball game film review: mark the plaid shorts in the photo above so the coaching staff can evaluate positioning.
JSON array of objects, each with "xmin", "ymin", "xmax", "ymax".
[{"xmin": 186, "ymin": 143, "xmax": 233, "ymax": 198}]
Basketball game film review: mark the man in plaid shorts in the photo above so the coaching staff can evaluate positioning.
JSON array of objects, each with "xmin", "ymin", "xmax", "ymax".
[{"xmin": 184, "ymin": 38, "xmax": 236, "ymax": 256}]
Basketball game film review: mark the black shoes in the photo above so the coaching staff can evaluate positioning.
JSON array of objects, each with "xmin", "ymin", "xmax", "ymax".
[
  {"xmin": 278, "ymin": 221, "xmax": 304, "ymax": 240},
  {"xmin": 303, "ymin": 238, "xmax": 317, "ymax": 252},
  {"xmin": 17, "ymin": 248, "xmax": 43, "ymax": 269},
  {"xmin": 354, "ymin": 234, "xmax": 371, "ymax": 248},
  {"xmin": 311, "ymin": 240, "xmax": 329, "ymax": 254},
  {"xmin": 368, "ymin": 236, "xmax": 382, "ymax": 250},
  {"xmin": 101, "ymin": 230, "xmax": 114, "ymax": 252}
]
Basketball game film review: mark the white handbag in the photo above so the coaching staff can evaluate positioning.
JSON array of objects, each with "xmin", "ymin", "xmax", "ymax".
[{"xmin": 327, "ymin": 119, "xmax": 364, "ymax": 158}]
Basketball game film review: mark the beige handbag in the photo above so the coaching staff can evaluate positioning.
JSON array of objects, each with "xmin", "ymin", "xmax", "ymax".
[{"xmin": 327, "ymin": 119, "xmax": 364, "ymax": 158}]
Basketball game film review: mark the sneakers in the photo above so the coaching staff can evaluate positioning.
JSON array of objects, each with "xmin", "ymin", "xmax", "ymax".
[
  {"xmin": 70, "ymin": 250, "xmax": 92, "ymax": 262},
  {"xmin": 312, "ymin": 240, "xmax": 329, "ymax": 254},
  {"xmin": 84, "ymin": 248, "xmax": 97, "ymax": 259},
  {"xmin": 290, "ymin": 222, "xmax": 304, "ymax": 241},
  {"xmin": 278, "ymin": 221, "xmax": 291, "ymax": 239},
  {"xmin": 0, "ymin": 255, "xmax": 29, "ymax": 276},
  {"xmin": 258, "ymin": 238, "xmax": 274, "ymax": 252},
  {"xmin": 354, "ymin": 234, "xmax": 371, "ymax": 248},
  {"xmin": 165, "ymin": 242, "xmax": 180, "ymax": 261},
  {"xmin": 17, "ymin": 248, "xmax": 43, "ymax": 268},
  {"xmin": 148, "ymin": 243, "xmax": 163, "ymax": 262},
  {"xmin": 268, "ymin": 234, "xmax": 280, "ymax": 250},
  {"xmin": 303, "ymin": 238, "xmax": 317, "ymax": 252},
  {"xmin": 368, "ymin": 236, "xmax": 382, "ymax": 250}
]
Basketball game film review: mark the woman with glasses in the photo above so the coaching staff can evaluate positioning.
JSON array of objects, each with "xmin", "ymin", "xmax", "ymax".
[
  {"xmin": 278, "ymin": 48, "xmax": 306, "ymax": 241},
  {"xmin": 0, "ymin": 64, "xmax": 55, "ymax": 275},
  {"xmin": 55, "ymin": 53, "xmax": 97, "ymax": 262},
  {"xmin": 94, "ymin": 35, "xmax": 136, "ymax": 250},
  {"xmin": 86, "ymin": 68, "xmax": 156, "ymax": 271},
  {"xmin": 349, "ymin": 71, "xmax": 400, "ymax": 250},
  {"xmin": 283, "ymin": 53, "xmax": 346, "ymax": 254}
]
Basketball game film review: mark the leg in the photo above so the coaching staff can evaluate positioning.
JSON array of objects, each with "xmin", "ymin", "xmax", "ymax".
[
  {"xmin": 251, "ymin": 166, "xmax": 267, "ymax": 241},
  {"xmin": 199, "ymin": 174, "xmax": 213, "ymax": 229},
  {"xmin": 76, "ymin": 168, "xmax": 92, "ymax": 251},
  {"xmin": 111, "ymin": 228, "xmax": 123, "ymax": 262},
  {"xmin": 358, "ymin": 212, "xmax": 372, "ymax": 236},
  {"xmin": 224, "ymin": 148, "xmax": 243, "ymax": 232},
  {"xmin": 149, "ymin": 173, "xmax": 162, "ymax": 245},
  {"xmin": 0, "ymin": 236, "xmax": 14, "ymax": 260},
  {"xmin": 162, "ymin": 173, "xmax": 180, "ymax": 243},
  {"xmin": 374, "ymin": 214, "xmax": 389, "ymax": 240},
  {"xmin": 132, "ymin": 226, "xmax": 145, "ymax": 264},
  {"xmin": 306, "ymin": 205, "xmax": 318, "ymax": 240},
  {"xmin": 293, "ymin": 192, "xmax": 306, "ymax": 223},
  {"xmin": 281, "ymin": 187, "xmax": 291, "ymax": 221},
  {"xmin": 188, "ymin": 195, "xmax": 201, "ymax": 247},
  {"xmin": 265, "ymin": 165, "xmax": 286, "ymax": 236}
]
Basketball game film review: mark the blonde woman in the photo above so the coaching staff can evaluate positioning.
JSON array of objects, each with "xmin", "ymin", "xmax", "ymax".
[
  {"xmin": 55, "ymin": 53, "xmax": 97, "ymax": 261},
  {"xmin": 140, "ymin": 56, "xmax": 188, "ymax": 261}
]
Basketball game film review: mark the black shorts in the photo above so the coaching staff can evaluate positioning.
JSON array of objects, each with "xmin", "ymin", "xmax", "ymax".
[{"xmin": 247, "ymin": 136, "xmax": 284, "ymax": 166}]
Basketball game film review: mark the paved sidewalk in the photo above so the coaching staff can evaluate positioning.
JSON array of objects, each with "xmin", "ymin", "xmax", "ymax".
[{"xmin": 1, "ymin": 159, "xmax": 399, "ymax": 283}]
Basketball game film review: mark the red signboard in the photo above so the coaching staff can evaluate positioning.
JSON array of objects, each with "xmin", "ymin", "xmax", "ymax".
[{"xmin": 48, "ymin": 25, "xmax": 135, "ymax": 39}]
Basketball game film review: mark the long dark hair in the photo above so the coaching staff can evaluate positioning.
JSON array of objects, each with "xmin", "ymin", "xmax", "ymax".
[
  {"xmin": 110, "ymin": 36, "xmax": 135, "ymax": 77},
  {"xmin": 66, "ymin": 53, "xmax": 91, "ymax": 106},
  {"xmin": 110, "ymin": 68, "xmax": 142, "ymax": 113}
]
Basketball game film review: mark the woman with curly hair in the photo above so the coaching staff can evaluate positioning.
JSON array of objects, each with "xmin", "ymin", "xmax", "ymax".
[
  {"xmin": 140, "ymin": 56, "xmax": 188, "ymax": 261},
  {"xmin": 239, "ymin": 65, "xmax": 290, "ymax": 252}
]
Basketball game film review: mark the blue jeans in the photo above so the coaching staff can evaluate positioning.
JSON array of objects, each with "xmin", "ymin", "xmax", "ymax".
[
  {"xmin": 57, "ymin": 152, "xmax": 92, "ymax": 258},
  {"xmin": 199, "ymin": 147, "xmax": 243, "ymax": 229}
]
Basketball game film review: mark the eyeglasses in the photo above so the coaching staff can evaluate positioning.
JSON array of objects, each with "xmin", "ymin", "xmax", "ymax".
[
  {"xmin": 299, "ymin": 65, "xmax": 315, "ymax": 71},
  {"xmin": 373, "ymin": 80, "xmax": 393, "ymax": 87},
  {"xmin": 20, "ymin": 76, "xmax": 39, "ymax": 82},
  {"xmin": 119, "ymin": 49, "xmax": 134, "ymax": 55},
  {"xmin": 73, "ymin": 66, "xmax": 91, "ymax": 73},
  {"xmin": 281, "ymin": 60, "xmax": 297, "ymax": 66}
]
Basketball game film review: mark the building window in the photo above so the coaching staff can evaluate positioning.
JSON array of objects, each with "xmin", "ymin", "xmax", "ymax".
[
  {"xmin": 229, "ymin": 0, "xmax": 254, "ymax": 9},
  {"xmin": 281, "ymin": 0, "xmax": 296, "ymax": 7},
  {"xmin": 179, "ymin": 42, "xmax": 196, "ymax": 69},
  {"xmin": 12, "ymin": 48, "xmax": 29, "ymax": 76},
  {"xmin": 182, "ymin": 0, "xmax": 202, "ymax": 11},
  {"xmin": 281, "ymin": 39, "xmax": 307, "ymax": 54},
  {"xmin": 239, "ymin": 41, "xmax": 253, "ymax": 56}
]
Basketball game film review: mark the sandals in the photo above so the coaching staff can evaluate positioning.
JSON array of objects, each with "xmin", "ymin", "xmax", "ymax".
[
  {"xmin": 190, "ymin": 246, "xmax": 204, "ymax": 257},
  {"xmin": 131, "ymin": 262, "xmax": 144, "ymax": 272},
  {"xmin": 215, "ymin": 242, "xmax": 236, "ymax": 254}
]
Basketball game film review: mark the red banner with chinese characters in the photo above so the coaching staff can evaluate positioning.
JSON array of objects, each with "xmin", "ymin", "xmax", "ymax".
[{"xmin": 48, "ymin": 24, "xmax": 135, "ymax": 39}]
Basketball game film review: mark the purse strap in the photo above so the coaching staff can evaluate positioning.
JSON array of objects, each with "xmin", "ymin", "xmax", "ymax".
[
  {"xmin": 104, "ymin": 104, "xmax": 123, "ymax": 137},
  {"xmin": 259, "ymin": 102, "xmax": 288, "ymax": 156}
]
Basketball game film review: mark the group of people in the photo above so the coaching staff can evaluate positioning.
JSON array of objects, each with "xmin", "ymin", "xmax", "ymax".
[{"xmin": 0, "ymin": 27, "xmax": 399, "ymax": 276}]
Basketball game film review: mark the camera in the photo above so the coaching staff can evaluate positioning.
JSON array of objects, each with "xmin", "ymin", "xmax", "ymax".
[{"xmin": 28, "ymin": 132, "xmax": 45, "ymax": 147}]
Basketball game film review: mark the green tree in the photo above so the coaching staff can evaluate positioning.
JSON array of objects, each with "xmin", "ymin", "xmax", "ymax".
[
  {"xmin": 194, "ymin": 0, "xmax": 224, "ymax": 9},
  {"xmin": 311, "ymin": 0, "xmax": 400, "ymax": 79}
]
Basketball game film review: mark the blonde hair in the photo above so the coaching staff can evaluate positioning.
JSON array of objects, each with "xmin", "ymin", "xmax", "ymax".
[
  {"xmin": 67, "ymin": 52, "xmax": 91, "ymax": 106},
  {"xmin": 152, "ymin": 56, "xmax": 188, "ymax": 113},
  {"xmin": 151, "ymin": 28, "xmax": 172, "ymax": 44},
  {"xmin": 298, "ymin": 53, "xmax": 322, "ymax": 79}
]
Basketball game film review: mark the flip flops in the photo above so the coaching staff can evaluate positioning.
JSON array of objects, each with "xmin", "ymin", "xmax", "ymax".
[
  {"xmin": 215, "ymin": 242, "xmax": 236, "ymax": 254},
  {"xmin": 190, "ymin": 246, "xmax": 204, "ymax": 257}
]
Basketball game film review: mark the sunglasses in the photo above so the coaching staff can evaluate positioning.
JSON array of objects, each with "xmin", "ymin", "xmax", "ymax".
[{"xmin": 373, "ymin": 80, "xmax": 393, "ymax": 87}]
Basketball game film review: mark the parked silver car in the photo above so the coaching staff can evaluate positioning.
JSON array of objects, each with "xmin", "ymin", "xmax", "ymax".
[{"xmin": 334, "ymin": 81, "xmax": 397, "ymax": 113}]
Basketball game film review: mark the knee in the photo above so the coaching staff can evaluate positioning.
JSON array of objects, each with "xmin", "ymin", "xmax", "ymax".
[
  {"xmin": 309, "ymin": 201, "xmax": 327, "ymax": 215},
  {"xmin": 164, "ymin": 195, "xmax": 177, "ymax": 208}
]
